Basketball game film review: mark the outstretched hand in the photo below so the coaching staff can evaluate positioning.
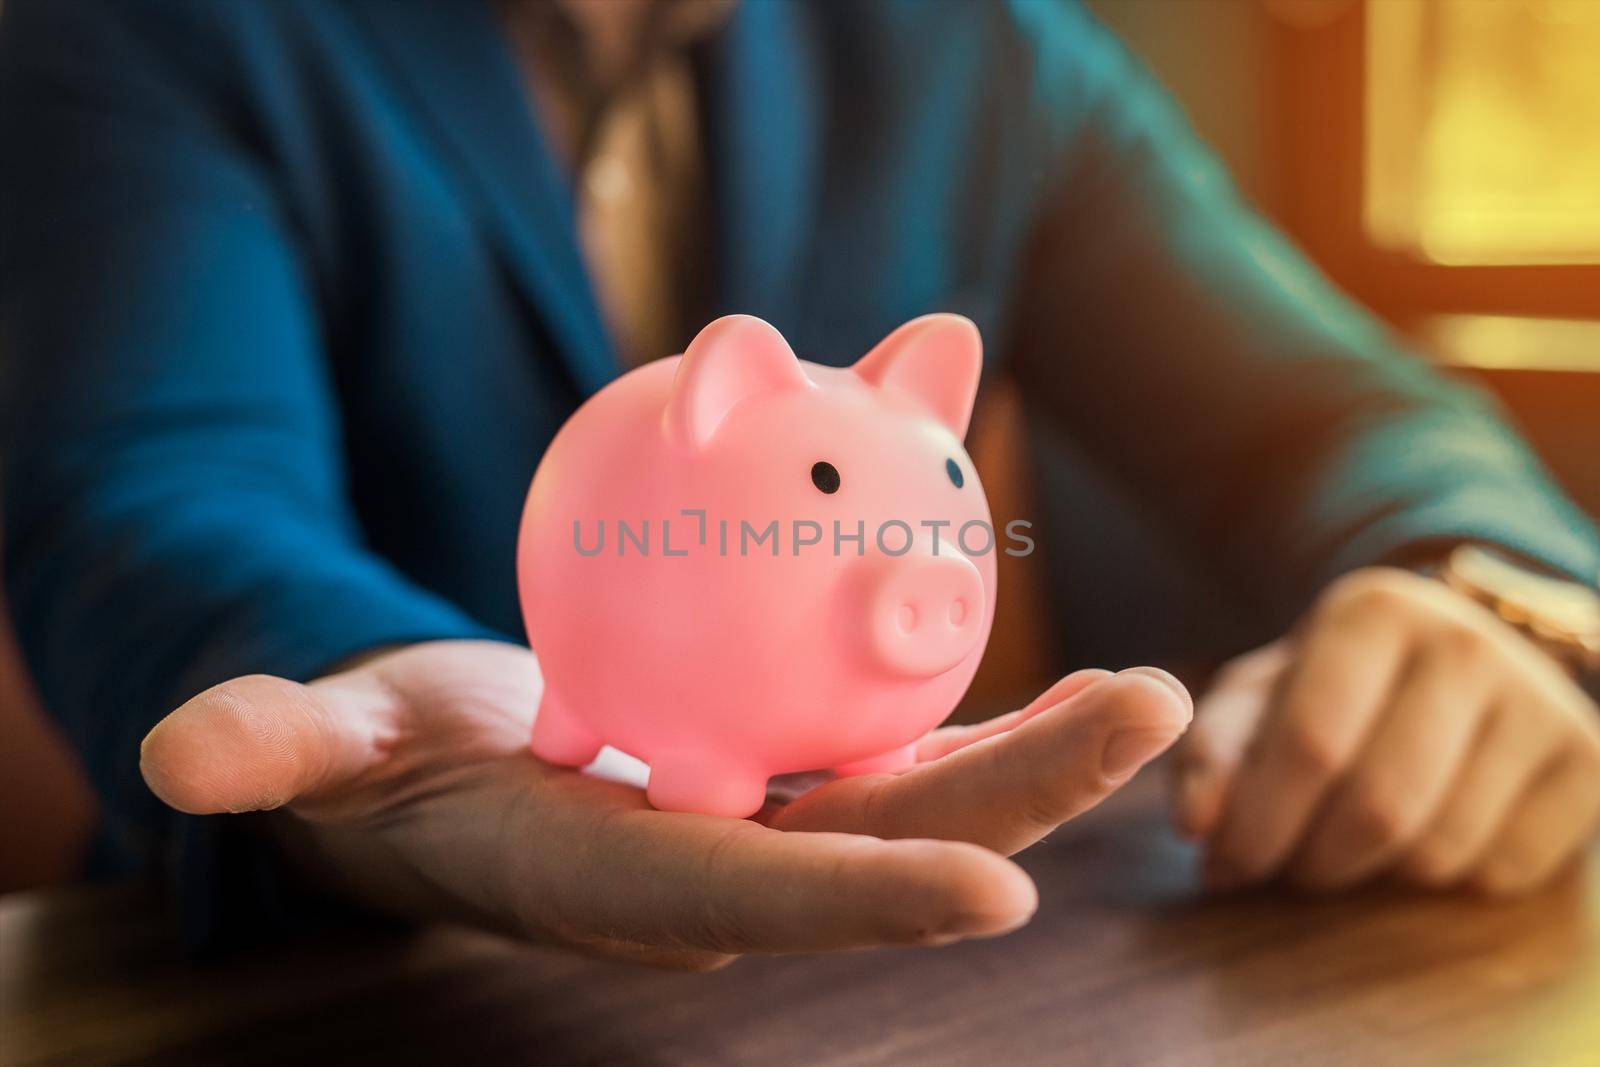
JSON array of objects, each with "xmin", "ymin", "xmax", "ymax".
[{"xmin": 141, "ymin": 641, "xmax": 1191, "ymax": 969}]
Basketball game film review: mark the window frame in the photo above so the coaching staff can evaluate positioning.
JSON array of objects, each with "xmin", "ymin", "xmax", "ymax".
[{"xmin": 1274, "ymin": 0, "xmax": 1600, "ymax": 329}]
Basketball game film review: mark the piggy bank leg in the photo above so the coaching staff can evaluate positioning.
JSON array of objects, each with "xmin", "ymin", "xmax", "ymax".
[
  {"xmin": 833, "ymin": 743, "xmax": 916, "ymax": 778},
  {"xmin": 529, "ymin": 692, "xmax": 603, "ymax": 767},
  {"xmin": 647, "ymin": 754, "xmax": 769, "ymax": 818}
]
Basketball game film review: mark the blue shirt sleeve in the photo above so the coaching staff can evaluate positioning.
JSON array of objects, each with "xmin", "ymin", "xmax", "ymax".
[{"xmin": 0, "ymin": 0, "xmax": 503, "ymax": 940}]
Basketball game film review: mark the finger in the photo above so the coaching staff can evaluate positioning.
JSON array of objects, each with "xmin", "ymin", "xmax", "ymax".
[
  {"xmin": 535, "ymin": 809, "xmax": 1039, "ymax": 955},
  {"xmin": 1205, "ymin": 606, "xmax": 1407, "ymax": 887},
  {"xmin": 1470, "ymin": 748, "xmax": 1600, "ymax": 896},
  {"xmin": 914, "ymin": 669, "xmax": 1113, "ymax": 762},
  {"xmin": 771, "ymin": 668, "xmax": 1192, "ymax": 855},
  {"xmin": 1396, "ymin": 697, "xmax": 1566, "ymax": 887},
  {"xmin": 560, "ymin": 932, "xmax": 734, "ymax": 972},
  {"xmin": 140, "ymin": 674, "xmax": 384, "ymax": 814},
  {"xmin": 1171, "ymin": 642, "xmax": 1288, "ymax": 839},
  {"xmin": 1288, "ymin": 643, "xmax": 1491, "ymax": 890}
]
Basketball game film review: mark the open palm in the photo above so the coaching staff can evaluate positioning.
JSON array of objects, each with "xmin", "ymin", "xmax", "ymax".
[{"xmin": 141, "ymin": 640, "xmax": 1190, "ymax": 969}]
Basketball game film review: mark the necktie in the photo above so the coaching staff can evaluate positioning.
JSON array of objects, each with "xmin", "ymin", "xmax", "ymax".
[{"xmin": 501, "ymin": 1, "xmax": 718, "ymax": 366}]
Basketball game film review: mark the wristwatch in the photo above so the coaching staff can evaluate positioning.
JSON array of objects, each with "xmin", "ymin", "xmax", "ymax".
[{"xmin": 1434, "ymin": 544, "xmax": 1600, "ymax": 696}]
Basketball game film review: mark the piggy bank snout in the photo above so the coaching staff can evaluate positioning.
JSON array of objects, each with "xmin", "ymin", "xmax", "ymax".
[{"xmin": 866, "ymin": 553, "xmax": 986, "ymax": 679}]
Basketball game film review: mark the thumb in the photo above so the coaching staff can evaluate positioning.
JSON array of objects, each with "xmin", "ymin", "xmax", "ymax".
[
  {"xmin": 140, "ymin": 673, "xmax": 381, "ymax": 815},
  {"xmin": 1170, "ymin": 641, "xmax": 1288, "ymax": 839}
]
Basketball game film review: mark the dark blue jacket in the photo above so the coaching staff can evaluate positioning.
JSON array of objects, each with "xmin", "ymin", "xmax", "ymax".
[{"xmin": 3, "ymin": 0, "xmax": 1596, "ymax": 934}]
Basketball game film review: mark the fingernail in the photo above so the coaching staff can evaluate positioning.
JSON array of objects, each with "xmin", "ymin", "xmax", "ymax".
[
  {"xmin": 1118, "ymin": 667, "xmax": 1194, "ymax": 720},
  {"xmin": 929, "ymin": 907, "xmax": 1034, "ymax": 946},
  {"xmin": 1101, "ymin": 727, "xmax": 1178, "ymax": 779}
]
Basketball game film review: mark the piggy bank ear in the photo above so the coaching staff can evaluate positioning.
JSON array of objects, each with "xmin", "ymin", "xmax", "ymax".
[
  {"xmin": 853, "ymin": 314, "xmax": 982, "ymax": 439},
  {"xmin": 664, "ymin": 315, "xmax": 811, "ymax": 449}
]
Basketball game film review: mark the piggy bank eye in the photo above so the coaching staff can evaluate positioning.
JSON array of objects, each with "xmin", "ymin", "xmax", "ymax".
[
  {"xmin": 811, "ymin": 461, "xmax": 841, "ymax": 494},
  {"xmin": 945, "ymin": 457, "xmax": 965, "ymax": 489}
]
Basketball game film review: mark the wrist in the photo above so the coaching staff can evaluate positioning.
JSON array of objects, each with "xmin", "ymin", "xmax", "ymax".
[{"xmin": 1424, "ymin": 543, "xmax": 1600, "ymax": 699}]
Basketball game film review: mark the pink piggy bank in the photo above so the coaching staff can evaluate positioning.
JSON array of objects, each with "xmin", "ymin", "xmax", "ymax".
[{"xmin": 518, "ymin": 314, "xmax": 998, "ymax": 817}]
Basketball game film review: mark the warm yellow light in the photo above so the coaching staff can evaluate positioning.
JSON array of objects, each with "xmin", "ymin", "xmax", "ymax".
[
  {"xmin": 1366, "ymin": 0, "xmax": 1600, "ymax": 264},
  {"xmin": 1422, "ymin": 313, "xmax": 1600, "ymax": 372}
]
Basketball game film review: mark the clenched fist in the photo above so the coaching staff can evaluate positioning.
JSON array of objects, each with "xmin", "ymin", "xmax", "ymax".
[{"xmin": 1174, "ymin": 567, "xmax": 1600, "ymax": 895}]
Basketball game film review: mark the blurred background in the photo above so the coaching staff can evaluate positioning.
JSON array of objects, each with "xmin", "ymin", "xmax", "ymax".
[
  {"xmin": 4, "ymin": 0, "xmax": 1599, "ymax": 893},
  {"xmin": 1028, "ymin": 0, "xmax": 1600, "ymax": 670}
]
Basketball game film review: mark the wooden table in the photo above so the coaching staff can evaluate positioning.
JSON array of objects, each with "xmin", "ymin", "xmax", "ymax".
[{"xmin": 3, "ymin": 769, "xmax": 1596, "ymax": 1067}]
